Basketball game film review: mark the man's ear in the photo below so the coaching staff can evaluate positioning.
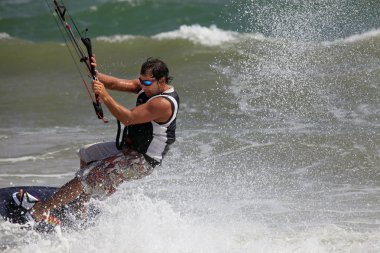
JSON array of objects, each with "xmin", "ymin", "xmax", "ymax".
[{"xmin": 158, "ymin": 77, "xmax": 165, "ymax": 85}]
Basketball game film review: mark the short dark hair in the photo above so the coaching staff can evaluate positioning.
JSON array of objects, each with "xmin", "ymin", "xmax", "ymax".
[{"xmin": 140, "ymin": 58, "xmax": 173, "ymax": 83}]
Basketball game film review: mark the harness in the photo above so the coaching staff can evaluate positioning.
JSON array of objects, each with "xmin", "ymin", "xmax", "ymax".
[{"xmin": 115, "ymin": 90, "xmax": 179, "ymax": 167}]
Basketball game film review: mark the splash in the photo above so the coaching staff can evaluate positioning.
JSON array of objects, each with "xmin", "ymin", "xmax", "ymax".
[{"xmin": 2, "ymin": 189, "xmax": 379, "ymax": 252}]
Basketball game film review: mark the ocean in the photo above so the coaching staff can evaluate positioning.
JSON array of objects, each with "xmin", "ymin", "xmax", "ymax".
[{"xmin": 0, "ymin": 0, "xmax": 379, "ymax": 252}]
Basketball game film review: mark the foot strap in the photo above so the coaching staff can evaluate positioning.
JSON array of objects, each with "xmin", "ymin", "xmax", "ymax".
[
  {"xmin": 12, "ymin": 189, "xmax": 39, "ymax": 210},
  {"xmin": 12, "ymin": 189, "xmax": 61, "ymax": 226}
]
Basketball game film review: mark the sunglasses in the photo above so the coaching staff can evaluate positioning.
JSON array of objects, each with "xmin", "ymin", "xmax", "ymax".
[{"xmin": 139, "ymin": 77, "xmax": 156, "ymax": 86}]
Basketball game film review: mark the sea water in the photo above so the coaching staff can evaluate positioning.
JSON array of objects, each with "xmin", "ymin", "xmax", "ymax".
[{"xmin": 0, "ymin": 0, "xmax": 379, "ymax": 252}]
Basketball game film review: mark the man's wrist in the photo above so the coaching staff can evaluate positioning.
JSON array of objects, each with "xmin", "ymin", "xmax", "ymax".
[{"xmin": 102, "ymin": 92, "xmax": 112, "ymax": 104}]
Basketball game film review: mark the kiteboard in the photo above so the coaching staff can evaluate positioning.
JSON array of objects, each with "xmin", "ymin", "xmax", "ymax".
[{"xmin": 0, "ymin": 186, "xmax": 98, "ymax": 233}]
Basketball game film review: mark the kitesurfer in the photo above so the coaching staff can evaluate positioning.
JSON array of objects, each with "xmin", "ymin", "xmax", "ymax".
[{"xmin": 30, "ymin": 57, "xmax": 180, "ymax": 222}]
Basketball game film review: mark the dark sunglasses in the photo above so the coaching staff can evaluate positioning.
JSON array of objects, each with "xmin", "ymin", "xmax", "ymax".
[{"xmin": 139, "ymin": 77, "xmax": 156, "ymax": 86}]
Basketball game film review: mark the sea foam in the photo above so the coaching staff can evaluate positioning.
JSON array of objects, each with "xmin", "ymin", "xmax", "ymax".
[
  {"xmin": 0, "ymin": 32, "xmax": 11, "ymax": 39},
  {"xmin": 0, "ymin": 148, "xmax": 70, "ymax": 164},
  {"xmin": 95, "ymin": 25, "xmax": 246, "ymax": 46},
  {"xmin": 3, "ymin": 190, "xmax": 379, "ymax": 253},
  {"xmin": 96, "ymin": 34, "xmax": 137, "ymax": 43},
  {"xmin": 153, "ymin": 24, "xmax": 242, "ymax": 46},
  {"xmin": 323, "ymin": 28, "xmax": 380, "ymax": 45}
]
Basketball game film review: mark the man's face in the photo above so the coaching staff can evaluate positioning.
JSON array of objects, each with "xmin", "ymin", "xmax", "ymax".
[{"xmin": 139, "ymin": 74, "xmax": 160, "ymax": 97}]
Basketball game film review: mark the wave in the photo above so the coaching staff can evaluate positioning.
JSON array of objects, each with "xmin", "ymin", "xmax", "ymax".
[
  {"xmin": 0, "ymin": 0, "xmax": 33, "ymax": 5},
  {"xmin": 0, "ymin": 172, "xmax": 73, "ymax": 178},
  {"xmin": 0, "ymin": 32, "xmax": 11, "ymax": 39},
  {"xmin": 152, "ymin": 24, "xmax": 243, "ymax": 46},
  {"xmin": 148, "ymin": 25, "xmax": 380, "ymax": 47},
  {"xmin": 0, "ymin": 148, "xmax": 70, "ymax": 164},
  {"xmin": 323, "ymin": 28, "xmax": 380, "ymax": 45},
  {"xmin": 95, "ymin": 24, "xmax": 257, "ymax": 47},
  {"xmin": 96, "ymin": 34, "xmax": 138, "ymax": 43}
]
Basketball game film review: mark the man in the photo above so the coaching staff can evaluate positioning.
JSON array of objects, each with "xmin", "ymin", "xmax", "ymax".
[{"xmin": 29, "ymin": 57, "xmax": 179, "ymax": 222}]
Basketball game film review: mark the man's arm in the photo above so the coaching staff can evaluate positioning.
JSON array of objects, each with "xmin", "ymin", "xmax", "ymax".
[
  {"xmin": 97, "ymin": 72, "xmax": 140, "ymax": 93},
  {"xmin": 92, "ymin": 80, "xmax": 172, "ymax": 125},
  {"xmin": 90, "ymin": 56, "xmax": 140, "ymax": 93}
]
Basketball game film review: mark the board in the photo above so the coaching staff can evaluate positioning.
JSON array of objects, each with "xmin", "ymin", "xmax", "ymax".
[{"xmin": 0, "ymin": 186, "xmax": 98, "ymax": 232}]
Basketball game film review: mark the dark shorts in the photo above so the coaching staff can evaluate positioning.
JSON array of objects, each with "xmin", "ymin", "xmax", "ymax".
[{"xmin": 75, "ymin": 148, "xmax": 154, "ymax": 196}]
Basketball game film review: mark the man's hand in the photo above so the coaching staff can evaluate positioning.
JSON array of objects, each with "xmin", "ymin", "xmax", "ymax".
[
  {"xmin": 90, "ymin": 56, "xmax": 97, "ymax": 69},
  {"xmin": 86, "ymin": 55, "xmax": 98, "ymax": 78},
  {"xmin": 92, "ymin": 79, "xmax": 109, "ymax": 99}
]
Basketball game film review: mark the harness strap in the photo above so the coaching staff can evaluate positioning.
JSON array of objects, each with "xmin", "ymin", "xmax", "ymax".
[
  {"xmin": 115, "ymin": 120, "xmax": 159, "ymax": 168},
  {"xmin": 116, "ymin": 120, "xmax": 123, "ymax": 150}
]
